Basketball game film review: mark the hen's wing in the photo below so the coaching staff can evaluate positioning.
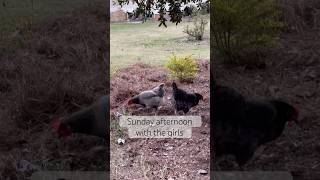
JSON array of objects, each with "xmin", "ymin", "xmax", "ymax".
[
  {"xmin": 139, "ymin": 91, "xmax": 158, "ymax": 99},
  {"xmin": 139, "ymin": 91, "xmax": 162, "ymax": 108}
]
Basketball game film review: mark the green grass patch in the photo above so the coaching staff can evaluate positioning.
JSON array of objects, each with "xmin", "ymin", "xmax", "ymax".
[{"xmin": 110, "ymin": 17, "xmax": 210, "ymax": 75}]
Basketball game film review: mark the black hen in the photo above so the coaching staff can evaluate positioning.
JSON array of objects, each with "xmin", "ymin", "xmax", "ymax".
[
  {"xmin": 172, "ymin": 82, "xmax": 203, "ymax": 114},
  {"xmin": 211, "ymin": 76, "xmax": 299, "ymax": 169}
]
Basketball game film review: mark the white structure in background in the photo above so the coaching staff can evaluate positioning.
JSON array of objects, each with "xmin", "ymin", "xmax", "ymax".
[{"xmin": 110, "ymin": 0, "xmax": 138, "ymax": 22}]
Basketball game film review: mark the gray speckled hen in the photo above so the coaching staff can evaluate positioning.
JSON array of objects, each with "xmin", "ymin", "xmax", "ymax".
[{"xmin": 127, "ymin": 83, "xmax": 165, "ymax": 115}]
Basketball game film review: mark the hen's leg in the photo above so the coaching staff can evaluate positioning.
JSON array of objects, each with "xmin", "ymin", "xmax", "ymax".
[
  {"xmin": 183, "ymin": 109, "xmax": 189, "ymax": 116},
  {"xmin": 138, "ymin": 104, "xmax": 146, "ymax": 111},
  {"xmin": 152, "ymin": 107, "xmax": 158, "ymax": 116}
]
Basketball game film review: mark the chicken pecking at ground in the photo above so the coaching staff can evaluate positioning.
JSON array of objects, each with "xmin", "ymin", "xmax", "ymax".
[
  {"xmin": 127, "ymin": 83, "xmax": 165, "ymax": 115},
  {"xmin": 211, "ymin": 74, "xmax": 299, "ymax": 169},
  {"xmin": 53, "ymin": 95, "xmax": 108, "ymax": 140},
  {"xmin": 171, "ymin": 82, "xmax": 203, "ymax": 115}
]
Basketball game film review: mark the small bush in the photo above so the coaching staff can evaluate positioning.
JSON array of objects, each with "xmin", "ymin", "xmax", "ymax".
[
  {"xmin": 184, "ymin": 16, "xmax": 208, "ymax": 40},
  {"xmin": 166, "ymin": 54, "xmax": 199, "ymax": 82},
  {"xmin": 211, "ymin": 0, "xmax": 283, "ymax": 64}
]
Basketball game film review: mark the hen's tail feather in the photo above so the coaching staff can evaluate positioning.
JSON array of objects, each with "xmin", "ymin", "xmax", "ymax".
[{"xmin": 172, "ymin": 82, "xmax": 178, "ymax": 91}]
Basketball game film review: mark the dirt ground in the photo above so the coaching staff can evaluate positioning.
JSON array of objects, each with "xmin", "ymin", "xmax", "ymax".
[
  {"xmin": 212, "ymin": 30, "xmax": 320, "ymax": 180},
  {"xmin": 110, "ymin": 61, "xmax": 210, "ymax": 179},
  {"xmin": 0, "ymin": 3, "xmax": 108, "ymax": 179}
]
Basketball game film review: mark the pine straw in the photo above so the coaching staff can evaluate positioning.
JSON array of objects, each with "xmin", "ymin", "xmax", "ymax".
[
  {"xmin": 110, "ymin": 60, "xmax": 210, "ymax": 179},
  {"xmin": 278, "ymin": 0, "xmax": 320, "ymax": 32},
  {"xmin": 0, "ymin": 2, "xmax": 108, "ymax": 179}
]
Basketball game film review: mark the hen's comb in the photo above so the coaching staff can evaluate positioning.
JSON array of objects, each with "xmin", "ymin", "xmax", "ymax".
[
  {"xmin": 52, "ymin": 118, "xmax": 61, "ymax": 131},
  {"xmin": 127, "ymin": 99, "xmax": 133, "ymax": 105}
]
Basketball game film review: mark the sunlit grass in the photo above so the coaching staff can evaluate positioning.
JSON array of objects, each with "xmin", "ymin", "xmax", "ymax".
[{"xmin": 110, "ymin": 17, "xmax": 210, "ymax": 75}]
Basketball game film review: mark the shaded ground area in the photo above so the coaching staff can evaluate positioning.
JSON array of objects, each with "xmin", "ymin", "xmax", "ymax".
[
  {"xmin": 0, "ymin": 2, "xmax": 108, "ymax": 179},
  {"xmin": 213, "ymin": 30, "xmax": 320, "ymax": 180},
  {"xmin": 0, "ymin": 0, "xmax": 99, "ymax": 34},
  {"xmin": 110, "ymin": 60, "xmax": 210, "ymax": 179}
]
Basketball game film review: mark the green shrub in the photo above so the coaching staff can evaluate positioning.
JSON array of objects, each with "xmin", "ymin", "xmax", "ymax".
[
  {"xmin": 211, "ymin": 0, "xmax": 283, "ymax": 64},
  {"xmin": 184, "ymin": 16, "xmax": 208, "ymax": 40},
  {"xmin": 166, "ymin": 54, "xmax": 199, "ymax": 82}
]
